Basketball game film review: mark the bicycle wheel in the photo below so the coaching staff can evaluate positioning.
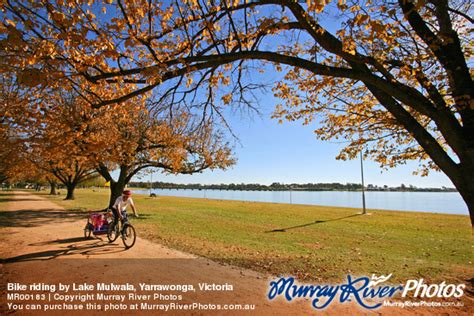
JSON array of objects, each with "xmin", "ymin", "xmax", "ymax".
[
  {"xmin": 121, "ymin": 223, "xmax": 136, "ymax": 249},
  {"xmin": 84, "ymin": 223, "xmax": 92, "ymax": 239},
  {"xmin": 107, "ymin": 223, "xmax": 119, "ymax": 242}
]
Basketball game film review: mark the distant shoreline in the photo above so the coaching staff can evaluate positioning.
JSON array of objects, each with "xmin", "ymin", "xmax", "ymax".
[
  {"xmin": 128, "ymin": 182, "xmax": 457, "ymax": 193},
  {"xmin": 138, "ymin": 188, "xmax": 458, "ymax": 193}
]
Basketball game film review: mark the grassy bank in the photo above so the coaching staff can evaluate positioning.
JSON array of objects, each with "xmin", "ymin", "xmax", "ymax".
[{"xmin": 39, "ymin": 188, "xmax": 472, "ymax": 283}]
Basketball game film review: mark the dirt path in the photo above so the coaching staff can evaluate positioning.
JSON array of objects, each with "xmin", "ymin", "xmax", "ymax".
[{"xmin": 0, "ymin": 191, "xmax": 469, "ymax": 315}]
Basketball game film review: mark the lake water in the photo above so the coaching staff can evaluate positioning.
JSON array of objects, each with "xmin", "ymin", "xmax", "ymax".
[{"xmin": 134, "ymin": 189, "xmax": 468, "ymax": 215}]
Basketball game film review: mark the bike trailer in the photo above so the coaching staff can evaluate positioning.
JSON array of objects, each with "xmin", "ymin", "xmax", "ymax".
[{"xmin": 84, "ymin": 209, "xmax": 113, "ymax": 237}]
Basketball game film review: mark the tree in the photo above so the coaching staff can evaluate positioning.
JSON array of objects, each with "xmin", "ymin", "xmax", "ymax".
[
  {"xmin": 1, "ymin": 74, "xmax": 101, "ymax": 198},
  {"xmin": 94, "ymin": 106, "xmax": 235, "ymax": 207},
  {"xmin": 2, "ymin": 70, "xmax": 233, "ymax": 204},
  {"xmin": 48, "ymin": 179, "xmax": 57, "ymax": 195},
  {"xmin": 29, "ymin": 85, "xmax": 234, "ymax": 206},
  {"xmin": 24, "ymin": 91, "xmax": 103, "ymax": 200},
  {"xmin": 0, "ymin": 134, "xmax": 55, "ymax": 192},
  {"xmin": 1, "ymin": 1, "xmax": 473, "ymax": 225},
  {"xmin": 0, "ymin": 74, "xmax": 39, "ymax": 185}
]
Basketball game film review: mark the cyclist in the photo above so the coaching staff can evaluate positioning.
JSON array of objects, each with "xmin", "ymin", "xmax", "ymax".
[{"xmin": 112, "ymin": 190, "xmax": 139, "ymax": 229}]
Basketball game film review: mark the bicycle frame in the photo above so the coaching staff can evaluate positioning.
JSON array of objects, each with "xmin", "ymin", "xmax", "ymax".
[{"xmin": 107, "ymin": 210, "xmax": 136, "ymax": 248}]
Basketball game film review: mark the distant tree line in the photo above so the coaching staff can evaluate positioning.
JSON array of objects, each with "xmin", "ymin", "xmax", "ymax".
[{"xmin": 128, "ymin": 181, "xmax": 457, "ymax": 192}]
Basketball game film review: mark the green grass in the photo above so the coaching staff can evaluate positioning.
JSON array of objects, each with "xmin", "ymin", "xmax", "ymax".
[{"xmin": 32, "ymin": 189, "xmax": 474, "ymax": 282}]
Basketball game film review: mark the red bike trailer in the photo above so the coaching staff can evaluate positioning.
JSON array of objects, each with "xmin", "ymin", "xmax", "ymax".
[{"xmin": 84, "ymin": 210, "xmax": 114, "ymax": 238}]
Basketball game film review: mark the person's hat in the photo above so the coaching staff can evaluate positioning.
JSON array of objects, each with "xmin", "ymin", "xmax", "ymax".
[{"xmin": 122, "ymin": 190, "xmax": 132, "ymax": 196}]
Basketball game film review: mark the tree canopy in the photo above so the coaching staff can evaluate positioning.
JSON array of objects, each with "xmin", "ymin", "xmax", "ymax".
[
  {"xmin": 1, "ymin": 0, "xmax": 473, "ymax": 224},
  {"xmin": 1, "ymin": 73, "xmax": 234, "ymax": 201}
]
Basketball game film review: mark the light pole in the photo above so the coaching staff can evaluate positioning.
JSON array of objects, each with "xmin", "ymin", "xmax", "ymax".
[
  {"xmin": 149, "ymin": 172, "xmax": 152, "ymax": 196},
  {"xmin": 360, "ymin": 150, "xmax": 367, "ymax": 215}
]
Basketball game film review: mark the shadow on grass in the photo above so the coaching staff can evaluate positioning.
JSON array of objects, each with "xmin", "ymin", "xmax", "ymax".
[
  {"xmin": 265, "ymin": 213, "xmax": 363, "ymax": 233},
  {"xmin": 0, "ymin": 209, "xmax": 88, "ymax": 228},
  {"xmin": 2, "ymin": 237, "xmax": 127, "ymax": 263}
]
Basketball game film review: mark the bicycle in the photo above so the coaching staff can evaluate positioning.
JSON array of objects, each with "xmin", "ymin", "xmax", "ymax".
[{"xmin": 107, "ymin": 210, "xmax": 137, "ymax": 249}]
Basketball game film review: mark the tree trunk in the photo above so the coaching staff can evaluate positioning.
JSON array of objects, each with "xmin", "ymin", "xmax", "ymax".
[
  {"xmin": 49, "ymin": 181, "xmax": 57, "ymax": 195},
  {"xmin": 108, "ymin": 179, "xmax": 127, "ymax": 208},
  {"xmin": 462, "ymin": 191, "xmax": 474, "ymax": 229},
  {"xmin": 449, "ymin": 171, "xmax": 474, "ymax": 228},
  {"xmin": 65, "ymin": 183, "xmax": 76, "ymax": 200}
]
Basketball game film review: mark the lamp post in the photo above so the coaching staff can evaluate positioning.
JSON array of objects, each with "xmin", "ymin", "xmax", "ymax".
[
  {"xmin": 360, "ymin": 150, "xmax": 367, "ymax": 215},
  {"xmin": 149, "ymin": 172, "xmax": 152, "ymax": 197}
]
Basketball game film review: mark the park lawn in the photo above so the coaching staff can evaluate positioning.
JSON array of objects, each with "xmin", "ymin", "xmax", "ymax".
[{"xmin": 41, "ymin": 188, "xmax": 472, "ymax": 283}]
